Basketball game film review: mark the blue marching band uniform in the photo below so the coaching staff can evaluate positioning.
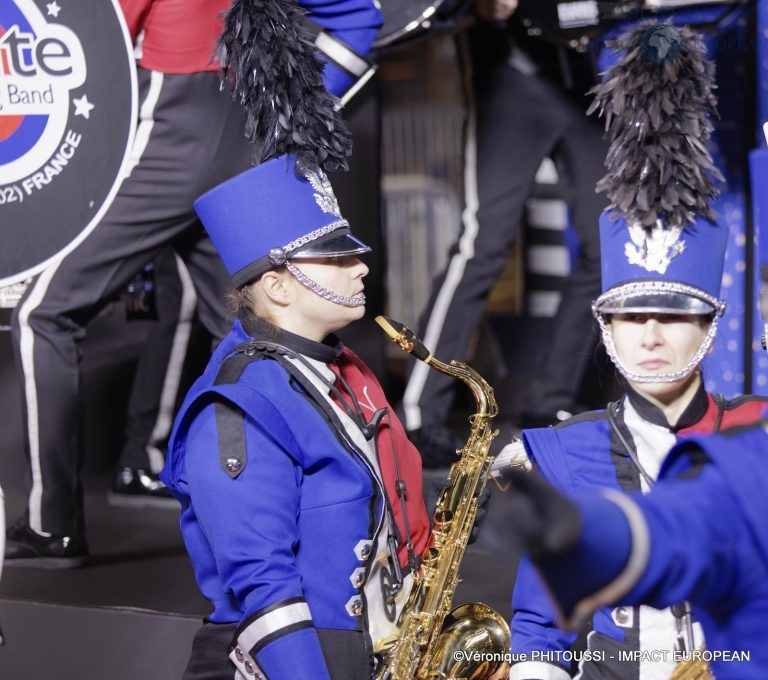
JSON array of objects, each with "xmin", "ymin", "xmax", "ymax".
[
  {"xmin": 165, "ymin": 319, "xmax": 431, "ymax": 677},
  {"xmin": 510, "ymin": 390, "xmax": 767, "ymax": 680},
  {"xmin": 529, "ymin": 421, "xmax": 768, "ymax": 680}
]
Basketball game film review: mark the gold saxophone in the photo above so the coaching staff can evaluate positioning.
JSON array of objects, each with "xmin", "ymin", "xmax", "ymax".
[
  {"xmin": 374, "ymin": 316, "xmax": 510, "ymax": 680},
  {"xmin": 669, "ymin": 658, "xmax": 712, "ymax": 680},
  {"xmin": 668, "ymin": 602, "xmax": 712, "ymax": 680}
]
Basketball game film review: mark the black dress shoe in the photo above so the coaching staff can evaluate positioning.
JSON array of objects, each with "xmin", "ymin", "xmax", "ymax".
[
  {"xmin": 108, "ymin": 467, "xmax": 178, "ymax": 509},
  {"xmin": 5, "ymin": 520, "xmax": 88, "ymax": 569}
]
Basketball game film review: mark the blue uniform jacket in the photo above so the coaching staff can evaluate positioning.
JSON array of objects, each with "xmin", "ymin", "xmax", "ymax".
[
  {"xmin": 163, "ymin": 319, "xmax": 429, "ymax": 679},
  {"xmin": 511, "ymin": 390, "xmax": 768, "ymax": 679},
  {"xmin": 512, "ymin": 412, "xmax": 617, "ymax": 677},
  {"xmin": 542, "ymin": 424, "xmax": 768, "ymax": 680}
]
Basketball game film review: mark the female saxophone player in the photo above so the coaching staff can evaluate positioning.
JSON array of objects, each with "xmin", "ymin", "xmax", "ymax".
[
  {"xmin": 161, "ymin": 154, "xmax": 433, "ymax": 679},
  {"xmin": 158, "ymin": 0, "xmax": 437, "ymax": 675}
]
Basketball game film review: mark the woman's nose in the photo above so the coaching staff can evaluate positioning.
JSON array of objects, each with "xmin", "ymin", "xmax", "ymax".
[
  {"xmin": 641, "ymin": 318, "xmax": 662, "ymax": 347},
  {"xmin": 353, "ymin": 258, "xmax": 369, "ymax": 278}
]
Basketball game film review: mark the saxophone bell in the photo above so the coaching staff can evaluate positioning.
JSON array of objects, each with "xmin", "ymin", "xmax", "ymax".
[{"xmin": 427, "ymin": 604, "xmax": 511, "ymax": 680}]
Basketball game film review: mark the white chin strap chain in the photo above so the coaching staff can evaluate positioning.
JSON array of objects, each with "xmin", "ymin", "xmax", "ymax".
[
  {"xmin": 598, "ymin": 314, "xmax": 720, "ymax": 384},
  {"xmin": 285, "ymin": 261, "xmax": 366, "ymax": 308}
]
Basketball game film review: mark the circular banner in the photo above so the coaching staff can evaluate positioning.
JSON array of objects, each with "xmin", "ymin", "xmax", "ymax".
[{"xmin": 0, "ymin": 0, "xmax": 136, "ymax": 286}]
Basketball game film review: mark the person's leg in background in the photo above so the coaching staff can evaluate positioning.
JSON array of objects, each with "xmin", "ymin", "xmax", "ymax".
[
  {"xmin": 5, "ymin": 69, "xmax": 250, "ymax": 568},
  {"xmin": 400, "ymin": 24, "xmax": 569, "ymax": 466},
  {"xmin": 520, "ymin": 102, "xmax": 609, "ymax": 425},
  {"xmin": 109, "ymin": 251, "xmax": 199, "ymax": 508},
  {"xmin": 9, "ymin": 215, "xmax": 173, "ymax": 565},
  {"xmin": 109, "ymin": 69, "xmax": 255, "ymax": 509}
]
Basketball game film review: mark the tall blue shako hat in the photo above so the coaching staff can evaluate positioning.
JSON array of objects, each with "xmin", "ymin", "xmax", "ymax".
[
  {"xmin": 194, "ymin": 155, "xmax": 370, "ymax": 298},
  {"xmin": 587, "ymin": 22, "xmax": 726, "ymax": 384},
  {"xmin": 193, "ymin": 0, "xmax": 370, "ymax": 303}
]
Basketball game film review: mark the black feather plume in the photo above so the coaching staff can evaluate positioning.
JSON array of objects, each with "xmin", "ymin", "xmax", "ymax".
[
  {"xmin": 218, "ymin": 0, "xmax": 352, "ymax": 172},
  {"xmin": 587, "ymin": 22, "xmax": 723, "ymax": 230}
]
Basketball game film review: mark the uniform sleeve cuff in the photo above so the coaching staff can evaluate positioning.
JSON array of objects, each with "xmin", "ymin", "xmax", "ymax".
[
  {"xmin": 549, "ymin": 490, "xmax": 651, "ymax": 630},
  {"xmin": 315, "ymin": 32, "xmax": 377, "ymax": 107},
  {"xmin": 229, "ymin": 597, "xmax": 314, "ymax": 678}
]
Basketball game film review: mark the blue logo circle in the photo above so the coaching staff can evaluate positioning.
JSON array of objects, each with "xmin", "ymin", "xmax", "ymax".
[
  {"xmin": 641, "ymin": 25, "xmax": 682, "ymax": 65},
  {"xmin": 0, "ymin": 0, "xmax": 136, "ymax": 286}
]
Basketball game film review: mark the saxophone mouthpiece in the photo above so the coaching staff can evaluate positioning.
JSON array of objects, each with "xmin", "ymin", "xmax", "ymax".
[{"xmin": 375, "ymin": 316, "xmax": 432, "ymax": 362}]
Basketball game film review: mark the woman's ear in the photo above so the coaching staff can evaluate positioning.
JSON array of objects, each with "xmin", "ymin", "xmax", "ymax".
[{"xmin": 259, "ymin": 269, "xmax": 291, "ymax": 306}]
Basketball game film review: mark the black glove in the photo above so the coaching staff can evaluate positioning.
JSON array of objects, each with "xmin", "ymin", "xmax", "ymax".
[
  {"xmin": 495, "ymin": 469, "xmax": 581, "ymax": 561},
  {"xmin": 469, "ymin": 485, "xmax": 491, "ymax": 545}
]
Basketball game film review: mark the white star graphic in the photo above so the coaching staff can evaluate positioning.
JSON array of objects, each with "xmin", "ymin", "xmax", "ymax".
[
  {"xmin": 73, "ymin": 95, "xmax": 95, "ymax": 119},
  {"xmin": 46, "ymin": 1, "xmax": 61, "ymax": 18}
]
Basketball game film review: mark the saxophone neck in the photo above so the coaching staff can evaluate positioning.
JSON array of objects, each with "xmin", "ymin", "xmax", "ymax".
[{"xmin": 375, "ymin": 316, "xmax": 498, "ymax": 420}]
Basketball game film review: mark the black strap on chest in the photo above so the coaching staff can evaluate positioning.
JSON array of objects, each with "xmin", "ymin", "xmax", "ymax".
[
  {"xmin": 212, "ymin": 341, "xmax": 300, "ymax": 478},
  {"xmin": 607, "ymin": 400, "xmax": 655, "ymax": 489},
  {"xmin": 710, "ymin": 393, "xmax": 726, "ymax": 432},
  {"xmin": 211, "ymin": 349, "xmax": 262, "ymax": 479},
  {"xmin": 211, "ymin": 340, "xmax": 372, "ymax": 477}
]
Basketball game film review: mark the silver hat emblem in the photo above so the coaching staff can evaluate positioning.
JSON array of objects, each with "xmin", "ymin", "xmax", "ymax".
[
  {"xmin": 307, "ymin": 169, "xmax": 342, "ymax": 217},
  {"xmin": 625, "ymin": 221, "xmax": 685, "ymax": 274}
]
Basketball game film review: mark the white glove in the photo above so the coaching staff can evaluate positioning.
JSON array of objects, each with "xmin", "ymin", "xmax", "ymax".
[{"xmin": 490, "ymin": 437, "xmax": 531, "ymax": 480}]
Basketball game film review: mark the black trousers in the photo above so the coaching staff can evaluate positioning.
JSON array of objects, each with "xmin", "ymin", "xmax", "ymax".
[
  {"xmin": 182, "ymin": 622, "xmax": 372, "ymax": 680},
  {"xmin": 118, "ymin": 250, "xmax": 201, "ymax": 473},
  {"xmin": 10, "ymin": 68, "xmax": 253, "ymax": 535},
  {"xmin": 400, "ymin": 25, "xmax": 607, "ymax": 430}
]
